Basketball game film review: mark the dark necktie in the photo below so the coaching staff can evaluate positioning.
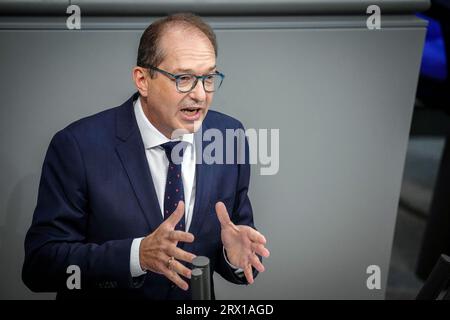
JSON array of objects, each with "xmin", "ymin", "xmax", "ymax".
[{"xmin": 160, "ymin": 141, "xmax": 187, "ymax": 231}]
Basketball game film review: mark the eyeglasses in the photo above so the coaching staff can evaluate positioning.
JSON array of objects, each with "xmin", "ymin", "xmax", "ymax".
[{"xmin": 143, "ymin": 65, "xmax": 225, "ymax": 93}]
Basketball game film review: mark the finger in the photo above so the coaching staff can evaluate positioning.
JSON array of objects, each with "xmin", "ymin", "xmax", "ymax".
[
  {"xmin": 247, "ymin": 229, "xmax": 267, "ymax": 244},
  {"xmin": 164, "ymin": 269, "xmax": 189, "ymax": 291},
  {"xmin": 167, "ymin": 246, "xmax": 197, "ymax": 264},
  {"xmin": 168, "ymin": 230, "xmax": 195, "ymax": 243},
  {"xmin": 243, "ymin": 264, "xmax": 254, "ymax": 285},
  {"xmin": 251, "ymin": 243, "xmax": 270, "ymax": 258},
  {"xmin": 215, "ymin": 202, "xmax": 232, "ymax": 227},
  {"xmin": 170, "ymin": 259, "xmax": 193, "ymax": 279},
  {"xmin": 165, "ymin": 201, "xmax": 185, "ymax": 228},
  {"xmin": 250, "ymin": 254, "xmax": 265, "ymax": 273}
]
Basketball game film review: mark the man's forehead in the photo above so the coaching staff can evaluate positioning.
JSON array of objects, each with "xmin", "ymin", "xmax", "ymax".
[
  {"xmin": 162, "ymin": 49, "xmax": 216, "ymax": 72},
  {"xmin": 160, "ymin": 27, "xmax": 215, "ymax": 52},
  {"xmin": 162, "ymin": 46, "xmax": 216, "ymax": 73},
  {"xmin": 163, "ymin": 41, "xmax": 215, "ymax": 60},
  {"xmin": 172, "ymin": 65, "xmax": 216, "ymax": 74}
]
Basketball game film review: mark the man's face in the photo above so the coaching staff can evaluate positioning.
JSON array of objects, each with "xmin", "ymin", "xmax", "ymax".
[{"xmin": 139, "ymin": 27, "xmax": 217, "ymax": 138}]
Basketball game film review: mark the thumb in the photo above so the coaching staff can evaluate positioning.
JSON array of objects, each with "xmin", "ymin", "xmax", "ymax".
[
  {"xmin": 166, "ymin": 201, "xmax": 185, "ymax": 228},
  {"xmin": 215, "ymin": 202, "xmax": 232, "ymax": 227}
]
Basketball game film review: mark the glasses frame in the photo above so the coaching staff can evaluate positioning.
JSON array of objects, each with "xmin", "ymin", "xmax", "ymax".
[{"xmin": 143, "ymin": 64, "xmax": 225, "ymax": 93}]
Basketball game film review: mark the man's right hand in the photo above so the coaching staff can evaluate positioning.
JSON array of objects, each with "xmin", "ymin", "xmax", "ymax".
[{"xmin": 139, "ymin": 201, "xmax": 196, "ymax": 291}]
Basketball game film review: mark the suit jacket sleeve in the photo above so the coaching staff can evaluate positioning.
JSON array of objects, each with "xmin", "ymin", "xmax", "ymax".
[
  {"xmin": 22, "ymin": 128, "xmax": 142, "ymax": 292},
  {"xmin": 214, "ymin": 122, "xmax": 262, "ymax": 285}
]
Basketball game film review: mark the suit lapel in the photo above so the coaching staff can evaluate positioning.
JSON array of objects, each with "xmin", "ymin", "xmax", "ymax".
[{"xmin": 115, "ymin": 93, "xmax": 163, "ymax": 232}]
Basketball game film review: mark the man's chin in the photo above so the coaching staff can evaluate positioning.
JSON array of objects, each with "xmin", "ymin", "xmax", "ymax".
[
  {"xmin": 184, "ymin": 118, "xmax": 204, "ymax": 133},
  {"xmin": 171, "ymin": 118, "xmax": 204, "ymax": 138},
  {"xmin": 181, "ymin": 113, "xmax": 206, "ymax": 131}
]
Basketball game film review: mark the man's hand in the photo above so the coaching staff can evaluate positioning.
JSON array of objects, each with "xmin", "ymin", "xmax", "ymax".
[
  {"xmin": 139, "ymin": 201, "xmax": 196, "ymax": 291},
  {"xmin": 215, "ymin": 202, "xmax": 270, "ymax": 284}
]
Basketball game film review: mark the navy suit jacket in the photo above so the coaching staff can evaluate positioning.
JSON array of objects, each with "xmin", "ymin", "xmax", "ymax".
[{"xmin": 23, "ymin": 93, "xmax": 258, "ymax": 299}]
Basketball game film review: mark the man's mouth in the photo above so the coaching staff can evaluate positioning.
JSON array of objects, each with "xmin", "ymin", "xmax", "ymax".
[
  {"xmin": 180, "ymin": 107, "xmax": 201, "ymax": 115},
  {"xmin": 179, "ymin": 106, "xmax": 203, "ymax": 121}
]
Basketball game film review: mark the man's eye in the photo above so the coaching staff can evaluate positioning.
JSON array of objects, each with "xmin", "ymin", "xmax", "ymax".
[
  {"xmin": 178, "ymin": 75, "xmax": 192, "ymax": 83},
  {"xmin": 204, "ymin": 75, "xmax": 215, "ymax": 83}
]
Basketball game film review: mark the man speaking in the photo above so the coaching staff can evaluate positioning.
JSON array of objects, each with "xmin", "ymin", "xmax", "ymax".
[{"xmin": 22, "ymin": 13, "xmax": 270, "ymax": 299}]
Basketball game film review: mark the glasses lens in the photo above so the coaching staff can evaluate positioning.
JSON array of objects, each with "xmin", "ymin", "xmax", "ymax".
[
  {"xmin": 204, "ymin": 74, "xmax": 223, "ymax": 92},
  {"xmin": 176, "ymin": 75, "xmax": 195, "ymax": 92},
  {"xmin": 176, "ymin": 73, "xmax": 224, "ymax": 93}
]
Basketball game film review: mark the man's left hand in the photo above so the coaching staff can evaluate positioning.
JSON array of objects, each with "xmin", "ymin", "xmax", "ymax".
[{"xmin": 215, "ymin": 202, "xmax": 270, "ymax": 284}]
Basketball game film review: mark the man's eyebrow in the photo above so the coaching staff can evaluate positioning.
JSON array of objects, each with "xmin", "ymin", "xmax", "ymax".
[{"xmin": 173, "ymin": 65, "xmax": 217, "ymax": 74}]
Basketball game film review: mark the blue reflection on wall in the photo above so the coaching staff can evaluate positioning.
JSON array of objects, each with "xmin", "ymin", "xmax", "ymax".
[{"xmin": 418, "ymin": 14, "xmax": 447, "ymax": 81}]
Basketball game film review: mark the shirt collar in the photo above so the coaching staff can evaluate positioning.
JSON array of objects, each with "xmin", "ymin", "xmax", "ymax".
[{"xmin": 134, "ymin": 96, "xmax": 194, "ymax": 149}]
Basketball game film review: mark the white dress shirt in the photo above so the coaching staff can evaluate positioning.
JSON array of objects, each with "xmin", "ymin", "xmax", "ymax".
[
  {"xmin": 129, "ymin": 97, "xmax": 196, "ymax": 277},
  {"xmin": 129, "ymin": 97, "xmax": 241, "ymax": 278}
]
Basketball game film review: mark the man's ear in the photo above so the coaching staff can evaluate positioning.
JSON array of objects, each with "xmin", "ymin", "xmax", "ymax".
[{"xmin": 132, "ymin": 66, "xmax": 150, "ymax": 98}]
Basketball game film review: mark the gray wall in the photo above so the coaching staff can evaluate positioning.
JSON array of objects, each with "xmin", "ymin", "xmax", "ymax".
[
  {"xmin": 0, "ymin": 10, "xmax": 427, "ymax": 299},
  {"xmin": 0, "ymin": 0, "xmax": 431, "ymax": 15}
]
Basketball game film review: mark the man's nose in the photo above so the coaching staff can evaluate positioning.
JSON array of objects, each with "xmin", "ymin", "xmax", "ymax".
[{"xmin": 188, "ymin": 79, "xmax": 207, "ymax": 102}]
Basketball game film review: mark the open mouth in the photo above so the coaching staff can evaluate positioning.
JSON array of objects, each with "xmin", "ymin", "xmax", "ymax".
[
  {"xmin": 180, "ymin": 107, "xmax": 201, "ymax": 115},
  {"xmin": 179, "ymin": 106, "xmax": 202, "ymax": 122}
]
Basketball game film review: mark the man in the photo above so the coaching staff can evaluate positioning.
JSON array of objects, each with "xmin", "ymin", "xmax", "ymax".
[{"xmin": 22, "ymin": 13, "xmax": 269, "ymax": 299}]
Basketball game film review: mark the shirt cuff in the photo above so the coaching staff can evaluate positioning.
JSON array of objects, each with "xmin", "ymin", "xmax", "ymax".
[
  {"xmin": 223, "ymin": 246, "xmax": 244, "ymax": 275},
  {"xmin": 130, "ymin": 237, "xmax": 147, "ymax": 278}
]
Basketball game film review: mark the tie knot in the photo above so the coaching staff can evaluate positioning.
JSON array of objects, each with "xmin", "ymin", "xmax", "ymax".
[{"xmin": 160, "ymin": 141, "xmax": 187, "ymax": 164}]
